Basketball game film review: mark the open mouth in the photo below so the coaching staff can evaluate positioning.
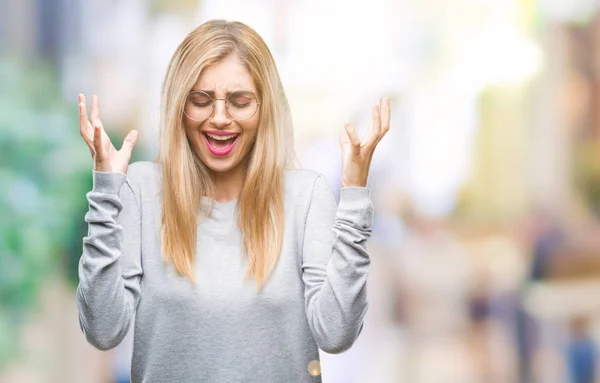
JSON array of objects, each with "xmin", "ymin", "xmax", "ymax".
[{"xmin": 203, "ymin": 132, "xmax": 240, "ymax": 155}]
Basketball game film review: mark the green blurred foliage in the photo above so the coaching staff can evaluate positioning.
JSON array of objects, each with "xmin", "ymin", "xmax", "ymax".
[
  {"xmin": 0, "ymin": 58, "xmax": 129, "ymax": 367},
  {"xmin": 573, "ymin": 140, "xmax": 600, "ymax": 214}
]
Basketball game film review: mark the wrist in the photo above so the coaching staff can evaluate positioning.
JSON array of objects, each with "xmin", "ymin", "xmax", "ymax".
[
  {"xmin": 342, "ymin": 183, "xmax": 367, "ymax": 188},
  {"xmin": 341, "ymin": 178, "xmax": 367, "ymax": 188}
]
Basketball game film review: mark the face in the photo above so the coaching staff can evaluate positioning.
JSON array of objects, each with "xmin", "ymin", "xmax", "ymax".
[{"xmin": 183, "ymin": 54, "xmax": 260, "ymax": 177}]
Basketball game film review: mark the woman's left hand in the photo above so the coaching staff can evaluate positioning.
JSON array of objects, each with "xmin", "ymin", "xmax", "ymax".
[{"xmin": 340, "ymin": 97, "xmax": 391, "ymax": 188}]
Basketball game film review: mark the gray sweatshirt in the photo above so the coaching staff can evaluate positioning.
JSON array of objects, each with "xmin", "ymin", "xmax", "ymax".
[{"xmin": 77, "ymin": 161, "xmax": 373, "ymax": 383}]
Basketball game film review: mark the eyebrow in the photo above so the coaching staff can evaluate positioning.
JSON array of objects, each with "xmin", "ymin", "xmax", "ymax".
[{"xmin": 191, "ymin": 89, "xmax": 256, "ymax": 97}]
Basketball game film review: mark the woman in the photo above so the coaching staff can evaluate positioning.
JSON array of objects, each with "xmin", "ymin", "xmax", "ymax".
[{"xmin": 76, "ymin": 20, "xmax": 390, "ymax": 383}]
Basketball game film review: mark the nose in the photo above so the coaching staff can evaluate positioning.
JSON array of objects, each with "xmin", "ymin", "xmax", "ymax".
[{"xmin": 209, "ymin": 99, "xmax": 230, "ymax": 127}]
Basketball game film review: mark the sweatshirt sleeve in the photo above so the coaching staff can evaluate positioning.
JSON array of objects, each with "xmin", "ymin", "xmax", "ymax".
[
  {"xmin": 302, "ymin": 174, "xmax": 373, "ymax": 354},
  {"xmin": 76, "ymin": 170, "xmax": 143, "ymax": 351}
]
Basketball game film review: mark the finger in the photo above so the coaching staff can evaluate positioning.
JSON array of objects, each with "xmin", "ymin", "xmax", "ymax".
[
  {"xmin": 91, "ymin": 94, "xmax": 100, "ymax": 121},
  {"xmin": 78, "ymin": 94, "xmax": 93, "ymax": 147},
  {"xmin": 79, "ymin": 103, "xmax": 94, "ymax": 155},
  {"xmin": 90, "ymin": 113, "xmax": 105, "ymax": 135},
  {"xmin": 88, "ymin": 95, "xmax": 107, "ymax": 138},
  {"xmin": 339, "ymin": 124, "xmax": 350, "ymax": 146},
  {"xmin": 93, "ymin": 125, "xmax": 105, "ymax": 162},
  {"xmin": 380, "ymin": 97, "xmax": 391, "ymax": 137},
  {"xmin": 371, "ymin": 101, "xmax": 382, "ymax": 141},
  {"xmin": 344, "ymin": 123, "xmax": 361, "ymax": 152},
  {"xmin": 340, "ymin": 120, "xmax": 358, "ymax": 146},
  {"xmin": 120, "ymin": 129, "xmax": 139, "ymax": 155},
  {"xmin": 362, "ymin": 102, "xmax": 382, "ymax": 147}
]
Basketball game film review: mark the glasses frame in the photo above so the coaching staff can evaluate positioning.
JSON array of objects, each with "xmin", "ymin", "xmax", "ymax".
[{"xmin": 183, "ymin": 90, "xmax": 261, "ymax": 122}]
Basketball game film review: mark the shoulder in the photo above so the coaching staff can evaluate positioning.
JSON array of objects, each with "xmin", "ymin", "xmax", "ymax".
[
  {"xmin": 125, "ymin": 161, "xmax": 162, "ymax": 196},
  {"xmin": 285, "ymin": 168, "xmax": 323, "ymax": 192},
  {"xmin": 126, "ymin": 161, "xmax": 161, "ymax": 182},
  {"xmin": 284, "ymin": 168, "xmax": 335, "ymax": 203},
  {"xmin": 284, "ymin": 168, "xmax": 320, "ymax": 185}
]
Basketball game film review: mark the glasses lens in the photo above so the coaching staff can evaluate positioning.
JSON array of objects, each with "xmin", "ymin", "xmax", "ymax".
[
  {"xmin": 185, "ymin": 91, "xmax": 213, "ymax": 121},
  {"xmin": 227, "ymin": 92, "xmax": 258, "ymax": 120}
]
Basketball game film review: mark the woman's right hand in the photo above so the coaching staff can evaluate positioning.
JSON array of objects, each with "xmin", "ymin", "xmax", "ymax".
[{"xmin": 78, "ymin": 93, "xmax": 138, "ymax": 174}]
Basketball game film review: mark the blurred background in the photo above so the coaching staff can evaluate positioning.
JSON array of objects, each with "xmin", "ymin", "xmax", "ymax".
[{"xmin": 3, "ymin": 0, "xmax": 600, "ymax": 382}]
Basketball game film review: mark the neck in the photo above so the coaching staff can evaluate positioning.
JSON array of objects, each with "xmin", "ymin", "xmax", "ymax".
[{"xmin": 210, "ymin": 165, "xmax": 245, "ymax": 203}]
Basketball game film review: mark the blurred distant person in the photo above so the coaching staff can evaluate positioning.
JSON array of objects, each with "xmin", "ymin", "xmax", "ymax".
[
  {"xmin": 567, "ymin": 317, "xmax": 596, "ymax": 383},
  {"xmin": 75, "ymin": 20, "xmax": 391, "ymax": 383},
  {"xmin": 519, "ymin": 211, "xmax": 600, "ymax": 383}
]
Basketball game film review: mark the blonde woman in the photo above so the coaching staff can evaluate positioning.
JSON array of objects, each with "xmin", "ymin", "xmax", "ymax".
[{"xmin": 76, "ymin": 20, "xmax": 390, "ymax": 383}]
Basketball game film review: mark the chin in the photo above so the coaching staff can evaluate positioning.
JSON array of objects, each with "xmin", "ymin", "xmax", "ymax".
[
  {"xmin": 197, "ymin": 146, "xmax": 247, "ymax": 175},
  {"xmin": 203, "ymin": 159, "xmax": 239, "ymax": 174}
]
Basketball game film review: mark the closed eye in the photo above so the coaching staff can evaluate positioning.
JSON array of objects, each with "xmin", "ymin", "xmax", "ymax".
[{"xmin": 192, "ymin": 100, "xmax": 213, "ymax": 107}]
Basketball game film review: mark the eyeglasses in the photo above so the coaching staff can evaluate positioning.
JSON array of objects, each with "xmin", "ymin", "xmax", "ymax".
[{"xmin": 184, "ymin": 90, "xmax": 260, "ymax": 122}]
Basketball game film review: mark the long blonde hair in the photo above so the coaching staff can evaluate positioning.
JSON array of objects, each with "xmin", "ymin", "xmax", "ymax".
[{"xmin": 157, "ymin": 20, "xmax": 297, "ymax": 288}]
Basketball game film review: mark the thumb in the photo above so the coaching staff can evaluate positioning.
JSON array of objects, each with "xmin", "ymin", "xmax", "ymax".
[
  {"xmin": 339, "ymin": 128, "xmax": 349, "ymax": 147},
  {"xmin": 344, "ymin": 123, "xmax": 361, "ymax": 152},
  {"xmin": 120, "ymin": 129, "xmax": 138, "ymax": 154}
]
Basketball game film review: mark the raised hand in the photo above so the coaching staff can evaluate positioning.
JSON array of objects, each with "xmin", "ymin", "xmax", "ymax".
[
  {"xmin": 78, "ymin": 94, "xmax": 138, "ymax": 174},
  {"xmin": 339, "ymin": 97, "xmax": 391, "ymax": 188}
]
